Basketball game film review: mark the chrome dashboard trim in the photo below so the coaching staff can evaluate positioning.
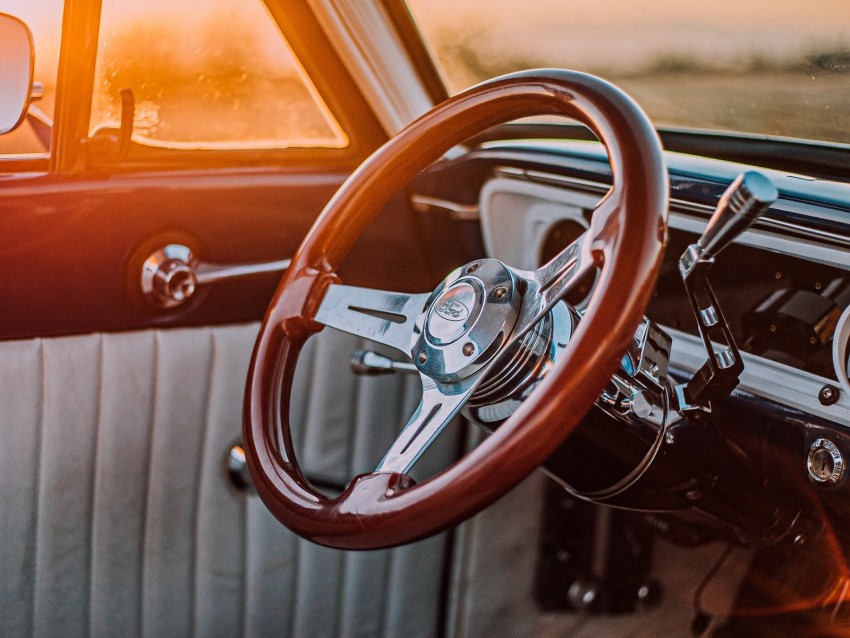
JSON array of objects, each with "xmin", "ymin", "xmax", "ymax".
[
  {"xmin": 493, "ymin": 167, "xmax": 850, "ymax": 250},
  {"xmin": 485, "ymin": 172, "xmax": 850, "ymax": 272},
  {"xmin": 757, "ymin": 216, "xmax": 850, "ymax": 249},
  {"xmin": 669, "ymin": 328, "xmax": 850, "ymax": 427},
  {"xmin": 668, "ymin": 215, "xmax": 850, "ymax": 272}
]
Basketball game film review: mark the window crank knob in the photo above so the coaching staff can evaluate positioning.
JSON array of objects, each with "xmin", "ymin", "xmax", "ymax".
[
  {"xmin": 156, "ymin": 260, "xmax": 198, "ymax": 303},
  {"xmin": 140, "ymin": 243, "xmax": 291, "ymax": 309}
]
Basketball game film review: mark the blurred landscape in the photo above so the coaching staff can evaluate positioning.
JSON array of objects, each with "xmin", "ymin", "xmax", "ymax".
[
  {"xmin": 408, "ymin": 0, "xmax": 850, "ymax": 145},
  {"xmin": 88, "ymin": 11, "xmax": 344, "ymax": 149},
  {"xmin": 427, "ymin": 27, "xmax": 850, "ymax": 144}
]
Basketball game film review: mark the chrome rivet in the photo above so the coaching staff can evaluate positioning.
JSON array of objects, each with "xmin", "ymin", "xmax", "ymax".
[
  {"xmin": 567, "ymin": 578, "xmax": 600, "ymax": 610},
  {"xmin": 493, "ymin": 287, "xmax": 507, "ymax": 299},
  {"xmin": 793, "ymin": 534, "xmax": 806, "ymax": 546},
  {"xmin": 462, "ymin": 342, "xmax": 475, "ymax": 356},
  {"xmin": 418, "ymin": 350, "xmax": 428, "ymax": 364}
]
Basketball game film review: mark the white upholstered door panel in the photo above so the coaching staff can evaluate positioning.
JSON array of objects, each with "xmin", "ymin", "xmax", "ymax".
[{"xmin": 0, "ymin": 324, "xmax": 454, "ymax": 638}]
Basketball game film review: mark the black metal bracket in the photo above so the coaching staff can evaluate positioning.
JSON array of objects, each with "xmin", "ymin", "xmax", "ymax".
[{"xmin": 534, "ymin": 482, "xmax": 661, "ymax": 614}]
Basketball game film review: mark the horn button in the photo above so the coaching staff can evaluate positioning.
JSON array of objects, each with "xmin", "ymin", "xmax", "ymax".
[{"xmin": 415, "ymin": 259, "xmax": 521, "ymax": 382}]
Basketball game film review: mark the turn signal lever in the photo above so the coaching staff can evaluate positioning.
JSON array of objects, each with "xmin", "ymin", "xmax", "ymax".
[
  {"xmin": 676, "ymin": 171, "xmax": 778, "ymax": 413},
  {"xmin": 350, "ymin": 350, "xmax": 418, "ymax": 375}
]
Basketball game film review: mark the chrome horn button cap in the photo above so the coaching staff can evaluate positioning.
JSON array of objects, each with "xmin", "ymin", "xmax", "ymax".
[
  {"xmin": 426, "ymin": 281, "xmax": 481, "ymax": 345},
  {"xmin": 415, "ymin": 259, "xmax": 521, "ymax": 382}
]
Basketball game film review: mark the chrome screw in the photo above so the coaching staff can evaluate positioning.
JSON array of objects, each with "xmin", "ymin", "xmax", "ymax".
[{"xmin": 818, "ymin": 384, "xmax": 840, "ymax": 406}]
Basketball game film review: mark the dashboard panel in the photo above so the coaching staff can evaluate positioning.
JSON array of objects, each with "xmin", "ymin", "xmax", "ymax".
[
  {"xmin": 433, "ymin": 140, "xmax": 850, "ymax": 429},
  {"xmin": 411, "ymin": 143, "xmax": 850, "ymax": 611},
  {"xmin": 408, "ymin": 138, "xmax": 850, "ymax": 546}
]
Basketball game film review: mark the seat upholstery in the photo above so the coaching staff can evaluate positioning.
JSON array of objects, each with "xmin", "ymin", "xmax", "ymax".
[{"xmin": 0, "ymin": 324, "xmax": 453, "ymax": 638}]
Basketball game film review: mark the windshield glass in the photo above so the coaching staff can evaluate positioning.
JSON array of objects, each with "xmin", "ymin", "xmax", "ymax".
[{"xmin": 406, "ymin": 0, "xmax": 850, "ymax": 145}]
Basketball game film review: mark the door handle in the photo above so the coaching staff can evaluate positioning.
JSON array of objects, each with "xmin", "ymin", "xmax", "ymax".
[{"xmin": 141, "ymin": 243, "xmax": 290, "ymax": 309}]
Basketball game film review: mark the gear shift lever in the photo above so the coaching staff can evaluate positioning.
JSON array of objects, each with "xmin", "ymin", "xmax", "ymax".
[{"xmin": 677, "ymin": 171, "xmax": 778, "ymax": 412}]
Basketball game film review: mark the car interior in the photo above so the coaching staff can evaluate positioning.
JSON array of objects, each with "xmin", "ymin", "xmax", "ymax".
[{"xmin": 1, "ymin": 1, "xmax": 850, "ymax": 637}]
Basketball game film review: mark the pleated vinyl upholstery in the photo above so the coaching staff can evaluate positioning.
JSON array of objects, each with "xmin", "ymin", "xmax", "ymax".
[{"xmin": 0, "ymin": 324, "xmax": 456, "ymax": 638}]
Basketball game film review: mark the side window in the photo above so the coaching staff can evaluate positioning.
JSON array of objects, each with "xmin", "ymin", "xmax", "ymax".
[
  {"xmin": 90, "ymin": 0, "xmax": 347, "ymax": 151},
  {"xmin": 0, "ymin": 0, "xmax": 62, "ymax": 156}
]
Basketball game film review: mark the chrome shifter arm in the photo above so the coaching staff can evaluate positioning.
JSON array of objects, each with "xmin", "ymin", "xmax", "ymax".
[
  {"xmin": 676, "ymin": 171, "xmax": 778, "ymax": 412},
  {"xmin": 677, "ymin": 252, "xmax": 744, "ymax": 409}
]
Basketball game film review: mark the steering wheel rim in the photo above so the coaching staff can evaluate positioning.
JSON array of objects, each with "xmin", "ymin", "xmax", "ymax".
[{"xmin": 243, "ymin": 69, "xmax": 668, "ymax": 550}]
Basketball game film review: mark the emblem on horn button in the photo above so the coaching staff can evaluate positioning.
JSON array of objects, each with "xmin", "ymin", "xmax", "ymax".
[
  {"xmin": 427, "ymin": 282, "xmax": 479, "ymax": 345},
  {"xmin": 435, "ymin": 298, "xmax": 470, "ymax": 322}
]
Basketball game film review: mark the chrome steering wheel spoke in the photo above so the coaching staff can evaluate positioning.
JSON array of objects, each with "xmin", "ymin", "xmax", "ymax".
[
  {"xmin": 508, "ymin": 228, "xmax": 597, "ymax": 344},
  {"xmin": 317, "ymin": 199, "xmax": 612, "ymax": 478},
  {"xmin": 314, "ymin": 284, "xmax": 430, "ymax": 356},
  {"xmin": 376, "ymin": 372, "xmax": 480, "ymax": 474}
]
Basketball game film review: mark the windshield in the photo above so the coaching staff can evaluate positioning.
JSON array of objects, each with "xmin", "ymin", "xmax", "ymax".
[{"xmin": 406, "ymin": 0, "xmax": 850, "ymax": 145}]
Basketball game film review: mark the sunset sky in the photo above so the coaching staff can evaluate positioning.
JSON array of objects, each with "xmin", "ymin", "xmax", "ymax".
[{"xmin": 3, "ymin": 0, "xmax": 849, "ymax": 80}]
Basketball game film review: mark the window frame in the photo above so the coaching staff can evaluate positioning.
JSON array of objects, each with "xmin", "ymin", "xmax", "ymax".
[{"xmin": 2, "ymin": 0, "xmax": 387, "ymax": 176}]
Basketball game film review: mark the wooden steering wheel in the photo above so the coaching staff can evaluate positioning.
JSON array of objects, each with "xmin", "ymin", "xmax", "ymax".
[{"xmin": 243, "ymin": 69, "xmax": 668, "ymax": 550}]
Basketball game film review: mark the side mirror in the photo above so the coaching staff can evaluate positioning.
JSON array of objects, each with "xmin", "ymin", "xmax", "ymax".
[{"xmin": 0, "ymin": 13, "xmax": 35, "ymax": 135}]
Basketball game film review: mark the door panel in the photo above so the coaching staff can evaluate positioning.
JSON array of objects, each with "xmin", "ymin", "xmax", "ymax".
[
  {"xmin": 0, "ymin": 169, "xmax": 439, "ymax": 340},
  {"xmin": 0, "ymin": 1, "xmax": 464, "ymax": 635},
  {"xmin": 0, "ymin": 324, "xmax": 458, "ymax": 638},
  {"xmin": 0, "ymin": 170, "xmax": 335, "ymax": 337}
]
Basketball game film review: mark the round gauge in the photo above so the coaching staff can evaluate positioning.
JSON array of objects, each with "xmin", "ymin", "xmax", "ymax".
[
  {"xmin": 807, "ymin": 438, "xmax": 844, "ymax": 486},
  {"xmin": 833, "ymin": 305, "xmax": 850, "ymax": 394}
]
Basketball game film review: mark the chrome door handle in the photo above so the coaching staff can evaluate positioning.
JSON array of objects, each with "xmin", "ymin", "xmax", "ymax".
[{"xmin": 141, "ymin": 243, "xmax": 290, "ymax": 309}]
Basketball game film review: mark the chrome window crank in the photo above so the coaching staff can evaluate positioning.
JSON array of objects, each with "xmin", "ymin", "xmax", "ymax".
[{"xmin": 140, "ymin": 243, "xmax": 290, "ymax": 309}]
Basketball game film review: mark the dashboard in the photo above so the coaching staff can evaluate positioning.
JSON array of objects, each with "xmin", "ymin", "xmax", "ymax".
[
  {"xmin": 411, "ymin": 138, "xmax": 850, "ymax": 542},
  {"xmin": 424, "ymin": 139, "xmax": 850, "ymax": 424}
]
